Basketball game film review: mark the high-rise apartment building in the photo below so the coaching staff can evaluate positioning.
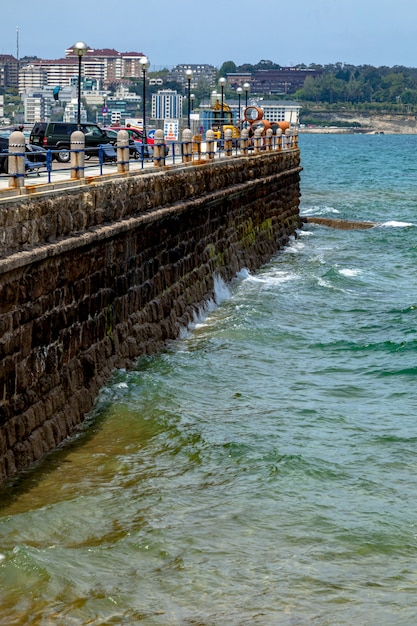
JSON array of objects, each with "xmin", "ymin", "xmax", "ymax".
[{"xmin": 152, "ymin": 90, "xmax": 183, "ymax": 120}]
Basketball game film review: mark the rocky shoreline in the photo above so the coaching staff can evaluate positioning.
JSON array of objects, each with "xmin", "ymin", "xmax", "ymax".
[{"xmin": 299, "ymin": 112, "xmax": 417, "ymax": 134}]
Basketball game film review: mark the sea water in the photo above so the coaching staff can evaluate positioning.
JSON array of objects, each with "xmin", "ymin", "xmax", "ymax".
[{"xmin": 1, "ymin": 134, "xmax": 417, "ymax": 625}]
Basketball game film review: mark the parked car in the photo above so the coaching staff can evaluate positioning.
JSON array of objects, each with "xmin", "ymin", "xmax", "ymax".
[
  {"xmin": 0, "ymin": 131, "xmax": 47, "ymax": 174},
  {"xmin": 102, "ymin": 128, "xmax": 142, "ymax": 159},
  {"xmin": 110, "ymin": 125, "xmax": 169, "ymax": 157},
  {"xmin": 29, "ymin": 122, "xmax": 115, "ymax": 163},
  {"xmin": 107, "ymin": 126, "xmax": 153, "ymax": 159},
  {"xmin": 111, "ymin": 125, "xmax": 150, "ymax": 143}
]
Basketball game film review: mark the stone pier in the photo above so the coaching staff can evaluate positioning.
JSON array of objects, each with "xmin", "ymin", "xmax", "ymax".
[{"xmin": 0, "ymin": 150, "xmax": 302, "ymax": 483}]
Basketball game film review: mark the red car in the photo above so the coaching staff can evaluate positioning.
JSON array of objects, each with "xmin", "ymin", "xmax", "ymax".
[
  {"xmin": 110, "ymin": 126, "xmax": 169, "ymax": 156},
  {"xmin": 110, "ymin": 126, "xmax": 153, "ymax": 145}
]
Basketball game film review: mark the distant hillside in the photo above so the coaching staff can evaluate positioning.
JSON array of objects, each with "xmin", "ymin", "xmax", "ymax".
[{"xmin": 299, "ymin": 106, "xmax": 417, "ymax": 134}]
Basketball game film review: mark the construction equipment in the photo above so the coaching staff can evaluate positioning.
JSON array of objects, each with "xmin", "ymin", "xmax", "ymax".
[{"xmin": 201, "ymin": 99, "xmax": 240, "ymax": 139}]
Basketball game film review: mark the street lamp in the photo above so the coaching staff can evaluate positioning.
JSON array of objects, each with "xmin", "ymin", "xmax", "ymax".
[
  {"xmin": 218, "ymin": 77, "xmax": 226, "ymax": 134},
  {"xmin": 72, "ymin": 41, "xmax": 88, "ymax": 129},
  {"xmin": 186, "ymin": 68, "xmax": 193, "ymax": 128},
  {"xmin": 190, "ymin": 93, "xmax": 195, "ymax": 113},
  {"xmin": 140, "ymin": 56, "xmax": 150, "ymax": 147},
  {"xmin": 243, "ymin": 82, "xmax": 250, "ymax": 109},
  {"xmin": 236, "ymin": 86, "xmax": 243, "ymax": 123}
]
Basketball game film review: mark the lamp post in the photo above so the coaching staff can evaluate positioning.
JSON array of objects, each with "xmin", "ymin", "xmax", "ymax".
[
  {"xmin": 140, "ymin": 56, "xmax": 150, "ymax": 147},
  {"xmin": 186, "ymin": 68, "xmax": 193, "ymax": 129},
  {"xmin": 190, "ymin": 93, "xmax": 195, "ymax": 113},
  {"xmin": 236, "ymin": 86, "xmax": 242, "ymax": 123},
  {"xmin": 218, "ymin": 77, "xmax": 226, "ymax": 135},
  {"xmin": 243, "ymin": 82, "xmax": 250, "ymax": 109},
  {"xmin": 72, "ymin": 41, "xmax": 88, "ymax": 129}
]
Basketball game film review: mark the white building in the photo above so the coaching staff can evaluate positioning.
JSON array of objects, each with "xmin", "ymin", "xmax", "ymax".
[
  {"xmin": 63, "ymin": 99, "xmax": 87, "ymax": 123},
  {"xmin": 22, "ymin": 85, "xmax": 80, "ymax": 123},
  {"xmin": 19, "ymin": 64, "xmax": 48, "ymax": 93},
  {"xmin": 23, "ymin": 93, "xmax": 50, "ymax": 125},
  {"xmin": 19, "ymin": 48, "xmax": 148, "ymax": 94},
  {"xmin": 226, "ymin": 100, "xmax": 301, "ymax": 125},
  {"xmin": 258, "ymin": 100, "xmax": 301, "ymax": 124}
]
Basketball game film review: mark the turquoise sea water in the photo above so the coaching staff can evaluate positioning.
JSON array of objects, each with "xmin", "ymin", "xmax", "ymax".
[{"xmin": 1, "ymin": 134, "xmax": 417, "ymax": 625}]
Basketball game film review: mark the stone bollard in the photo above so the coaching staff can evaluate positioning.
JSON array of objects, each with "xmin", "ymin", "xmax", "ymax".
[
  {"xmin": 293, "ymin": 129, "xmax": 299, "ymax": 149},
  {"xmin": 253, "ymin": 127, "xmax": 263, "ymax": 153},
  {"xmin": 192, "ymin": 134, "xmax": 202, "ymax": 159},
  {"xmin": 275, "ymin": 128, "xmax": 282, "ymax": 151},
  {"xmin": 117, "ymin": 130, "xmax": 130, "ymax": 174},
  {"xmin": 8, "ymin": 130, "xmax": 26, "ymax": 189},
  {"xmin": 182, "ymin": 128, "xmax": 192, "ymax": 163},
  {"xmin": 285, "ymin": 128, "xmax": 292, "ymax": 149},
  {"xmin": 224, "ymin": 128, "xmax": 233, "ymax": 157},
  {"xmin": 206, "ymin": 129, "xmax": 215, "ymax": 160},
  {"xmin": 70, "ymin": 130, "xmax": 85, "ymax": 180},
  {"xmin": 240, "ymin": 128, "xmax": 249, "ymax": 155},
  {"xmin": 153, "ymin": 129, "xmax": 165, "ymax": 167},
  {"xmin": 265, "ymin": 128, "xmax": 273, "ymax": 151}
]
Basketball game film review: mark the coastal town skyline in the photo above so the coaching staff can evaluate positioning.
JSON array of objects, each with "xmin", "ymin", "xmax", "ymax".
[{"xmin": 2, "ymin": 0, "xmax": 417, "ymax": 71}]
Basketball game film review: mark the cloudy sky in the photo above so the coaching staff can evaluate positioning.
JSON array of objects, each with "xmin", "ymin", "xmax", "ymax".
[{"xmin": 2, "ymin": 0, "xmax": 416, "ymax": 69}]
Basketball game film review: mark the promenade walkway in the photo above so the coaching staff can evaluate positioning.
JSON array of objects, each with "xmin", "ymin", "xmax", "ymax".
[
  {"xmin": 0, "ymin": 155, "xmax": 173, "ymax": 198},
  {"xmin": 0, "ymin": 130, "xmax": 298, "ymax": 200}
]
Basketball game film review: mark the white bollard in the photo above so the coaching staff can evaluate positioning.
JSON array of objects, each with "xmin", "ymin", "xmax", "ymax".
[
  {"xmin": 182, "ymin": 128, "xmax": 192, "ymax": 163},
  {"xmin": 70, "ymin": 130, "xmax": 85, "ymax": 180},
  {"xmin": 254, "ymin": 127, "xmax": 263, "ymax": 153},
  {"xmin": 265, "ymin": 128, "xmax": 273, "ymax": 151},
  {"xmin": 275, "ymin": 128, "xmax": 282, "ymax": 151},
  {"xmin": 117, "ymin": 130, "xmax": 130, "ymax": 173},
  {"xmin": 240, "ymin": 128, "xmax": 249, "ymax": 155},
  {"xmin": 206, "ymin": 129, "xmax": 215, "ymax": 160},
  {"xmin": 224, "ymin": 128, "xmax": 233, "ymax": 157}
]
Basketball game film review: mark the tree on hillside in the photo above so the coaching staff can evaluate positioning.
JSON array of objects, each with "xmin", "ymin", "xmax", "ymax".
[{"xmin": 218, "ymin": 61, "xmax": 237, "ymax": 77}]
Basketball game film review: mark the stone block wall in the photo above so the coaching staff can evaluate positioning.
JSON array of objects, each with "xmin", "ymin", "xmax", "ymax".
[{"xmin": 0, "ymin": 151, "xmax": 301, "ymax": 483}]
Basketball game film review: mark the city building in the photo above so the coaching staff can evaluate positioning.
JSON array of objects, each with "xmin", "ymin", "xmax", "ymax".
[
  {"xmin": 242, "ymin": 99, "xmax": 301, "ymax": 124},
  {"xmin": 96, "ymin": 84, "xmax": 142, "ymax": 125},
  {"xmin": 23, "ymin": 93, "xmax": 49, "ymax": 125},
  {"xmin": 167, "ymin": 64, "xmax": 217, "ymax": 89},
  {"xmin": 21, "ymin": 85, "xmax": 84, "ymax": 124},
  {"xmin": 65, "ymin": 47, "xmax": 148, "ymax": 86},
  {"xmin": 198, "ymin": 98, "xmax": 300, "ymax": 133},
  {"xmin": 226, "ymin": 67, "xmax": 321, "ymax": 95},
  {"xmin": 152, "ymin": 90, "xmax": 183, "ymax": 120},
  {"xmin": 0, "ymin": 55, "xmax": 19, "ymax": 88},
  {"xmin": 63, "ymin": 99, "xmax": 87, "ymax": 124},
  {"xmin": 18, "ymin": 47, "xmax": 148, "ymax": 94},
  {"xmin": 19, "ymin": 64, "xmax": 48, "ymax": 93}
]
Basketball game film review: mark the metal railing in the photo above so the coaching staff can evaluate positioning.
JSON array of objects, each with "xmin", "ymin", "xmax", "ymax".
[{"xmin": 0, "ymin": 127, "xmax": 298, "ymax": 192}]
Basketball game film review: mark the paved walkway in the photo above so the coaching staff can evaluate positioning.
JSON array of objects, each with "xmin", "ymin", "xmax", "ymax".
[{"xmin": 0, "ymin": 156, "xmax": 177, "ymax": 197}]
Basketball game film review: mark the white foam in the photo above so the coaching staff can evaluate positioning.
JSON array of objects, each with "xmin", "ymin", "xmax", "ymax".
[
  {"xmin": 246, "ymin": 271, "xmax": 296, "ymax": 287},
  {"xmin": 284, "ymin": 239, "xmax": 305, "ymax": 254},
  {"xmin": 213, "ymin": 274, "xmax": 232, "ymax": 305},
  {"xmin": 380, "ymin": 221, "xmax": 415, "ymax": 228},
  {"xmin": 301, "ymin": 206, "xmax": 340, "ymax": 216},
  {"xmin": 338, "ymin": 268, "xmax": 362, "ymax": 277},
  {"xmin": 178, "ymin": 274, "xmax": 232, "ymax": 337}
]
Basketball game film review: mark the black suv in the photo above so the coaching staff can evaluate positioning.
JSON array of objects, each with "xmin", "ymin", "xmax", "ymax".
[{"xmin": 29, "ymin": 122, "xmax": 115, "ymax": 162}]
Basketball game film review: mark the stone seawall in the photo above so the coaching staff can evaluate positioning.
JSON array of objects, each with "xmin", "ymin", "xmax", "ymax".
[{"xmin": 0, "ymin": 151, "xmax": 301, "ymax": 484}]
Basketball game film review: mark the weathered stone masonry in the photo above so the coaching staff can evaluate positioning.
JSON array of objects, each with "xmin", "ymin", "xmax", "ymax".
[{"xmin": 0, "ymin": 150, "xmax": 301, "ymax": 484}]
